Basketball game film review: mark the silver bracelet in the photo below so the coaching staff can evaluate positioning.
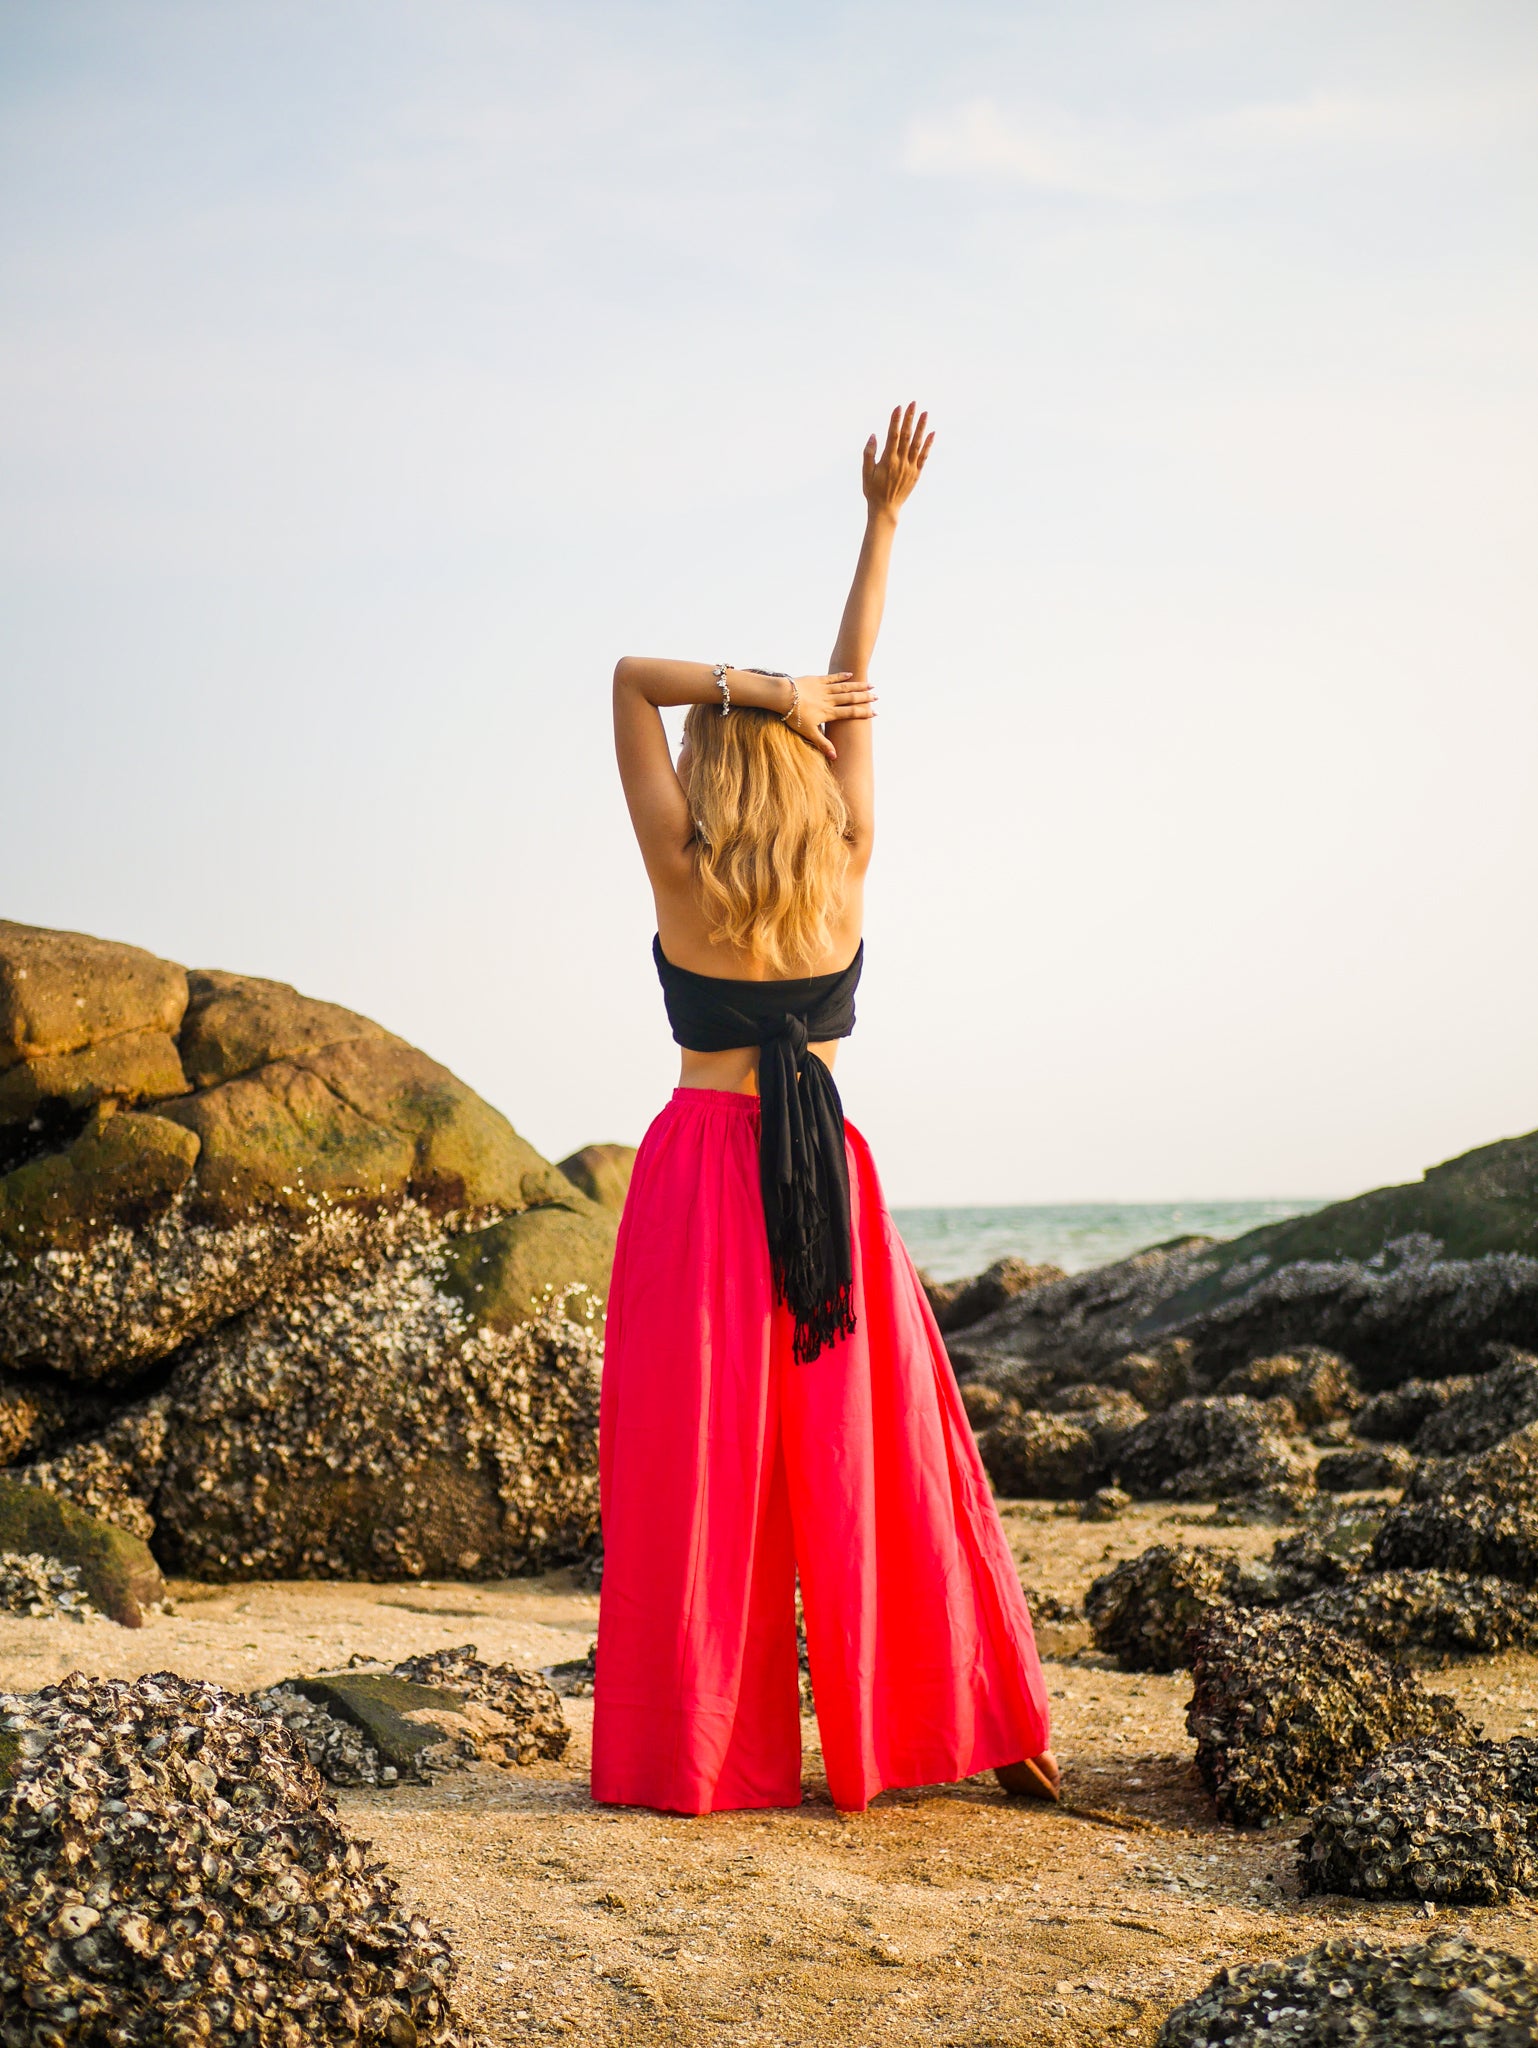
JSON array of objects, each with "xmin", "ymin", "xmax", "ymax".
[
  {"xmin": 779, "ymin": 676, "xmax": 799, "ymax": 725},
  {"xmin": 711, "ymin": 663, "xmax": 730, "ymax": 716}
]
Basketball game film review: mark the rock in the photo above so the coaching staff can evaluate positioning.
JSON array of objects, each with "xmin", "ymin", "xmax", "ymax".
[
  {"xmin": 0, "ymin": 922, "xmax": 186, "ymax": 1068},
  {"xmin": 925, "ymin": 1256, "xmax": 1065, "ymax": 1336},
  {"xmin": 440, "ymin": 1205, "xmax": 617, "ymax": 1330},
  {"xmin": 1155, "ymin": 1935, "xmax": 1538, "ymax": 2047},
  {"xmin": 1212, "ymin": 1347, "xmax": 1360, "ymax": 1428},
  {"xmin": 0, "ymin": 1669, "xmax": 478, "ymax": 2046},
  {"xmin": 291, "ymin": 1648, "xmax": 567, "ymax": 1778},
  {"xmin": 1100, "ymin": 1339, "xmax": 1200, "ymax": 1412},
  {"xmin": 1263, "ymin": 1506, "xmax": 1385, "ymax": 1601},
  {"xmin": 0, "ymin": 1476, "xmax": 163, "ymax": 1625},
  {"xmin": 976, "ymin": 1412, "xmax": 1104, "ymax": 1499},
  {"xmin": 1080, "ymin": 1485, "xmax": 1131, "ymax": 1521},
  {"xmin": 1045, "ymin": 1382, "xmax": 1147, "ymax": 1437},
  {"xmin": 1300, "ymin": 1739, "xmax": 1538, "ymax": 1904},
  {"xmin": 957, "ymin": 1382, "xmax": 1019, "ymax": 1428},
  {"xmin": 1085, "ymin": 1544, "xmax": 1236, "ymax": 1672},
  {"xmin": 0, "ymin": 923, "xmax": 621, "ymax": 1582},
  {"xmin": 1114, "ymin": 1396, "xmax": 1311, "ymax": 1510},
  {"xmin": 249, "ymin": 1683, "xmax": 392, "ymax": 1787},
  {"xmin": 556, "ymin": 1142, "xmax": 636, "ymax": 1211},
  {"xmin": 1295, "ymin": 1568, "xmax": 1538, "ymax": 1660},
  {"xmin": 1374, "ymin": 1498, "xmax": 1538, "ymax": 1587},
  {"xmin": 1414, "ymin": 1349, "xmax": 1538, "ymax": 1456},
  {"xmin": 1355, "ymin": 1375, "xmax": 1475, "ymax": 1443},
  {"xmin": 148, "ymin": 1230, "xmax": 602, "ymax": 1580},
  {"xmin": 952, "ymin": 1128, "xmax": 1538, "ymax": 1391},
  {"xmin": 546, "ymin": 1643, "xmax": 597, "ymax": 1698},
  {"xmin": 1315, "ymin": 1442, "xmax": 1416, "ymax": 1491},
  {"xmin": 390, "ymin": 1646, "xmax": 569, "ymax": 1764},
  {"xmin": 1185, "ymin": 1608, "xmax": 1465, "ymax": 1825},
  {"xmin": 0, "ymin": 1550, "xmax": 95, "ymax": 1620},
  {"xmin": 1412, "ymin": 1417, "xmax": 1538, "ymax": 1510}
]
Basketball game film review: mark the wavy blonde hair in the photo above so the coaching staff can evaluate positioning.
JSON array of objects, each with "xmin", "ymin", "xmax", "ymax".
[{"xmin": 682, "ymin": 703, "xmax": 851, "ymax": 974}]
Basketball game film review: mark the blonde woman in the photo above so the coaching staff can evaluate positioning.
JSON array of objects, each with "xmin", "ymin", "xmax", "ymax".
[{"xmin": 596, "ymin": 404, "xmax": 1057, "ymax": 1815}]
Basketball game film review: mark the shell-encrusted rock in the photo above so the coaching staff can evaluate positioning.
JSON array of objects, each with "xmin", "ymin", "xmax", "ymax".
[
  {"xmin": 0, "ymin": 1551, "xmax": 94, "ymax": 1621},
  {"xmin": 0, "ymin": 1669, "xmax": 481, "ymax": 2046},
  {"xmin": 1212, "ymin": 1348, "xmax": 1361, "ymax": 1428},
  {"xmin": 1085, "ymin": 1544, "xmax": 1238, "ymax": 1673},
  {"xmin": 247, "ymin": 1684, "xmax": 393, "ymax": 1788},
  {"xmin": 1354, "ymin": 1375, "xmax": 1475, "ymax": 1443},
  {"xmin": 1155, "ymin": 1934, "xmax": 1538, "ymax": 2046},
  {"xmin": 1300, "ymin": 1738, "xmax": 1538, "ymax": 1904},
  {"xmin": 1296, "ymin": 1568, "xmax": 1538, "ymax": 1660},
  {"xmin": 1315, "ymin": 1442, "xmax": 1417, "ymax": 1492},
  {"xmin": 1185, "ymin": 1608, "xmax": 1465, "ymax": 1825},
  {"xmin": 389, "ymin": 1647, "xmax": 569, "ymax": 1766},
  {"xmin": 1374, "ymin": 1497, "xmax": 1538, "ymax": 1588},
  {"xmin": 1115, "ymin": 1395, "xmax": 1312, "ymax": 1513},
  {"xmin": 1414, "ymin": 1350, "xmax": 1538, "ymax": 1457},
  {"xmin": 975, "ymin": 1411, "xmax": 1105, "ymax": 1499}
]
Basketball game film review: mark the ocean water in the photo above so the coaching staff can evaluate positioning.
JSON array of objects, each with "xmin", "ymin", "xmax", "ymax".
[{"xmin": 891, "ymin": 1199, "xmax": 1330, "ymax": 1284}]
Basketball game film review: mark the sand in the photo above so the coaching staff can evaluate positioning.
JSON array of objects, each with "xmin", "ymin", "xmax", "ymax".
[{"xmin": 3, "ymin": 1500, "xmax": 1536, "ymax": 2046}]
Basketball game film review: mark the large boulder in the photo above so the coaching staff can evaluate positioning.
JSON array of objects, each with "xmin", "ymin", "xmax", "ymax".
[
  {"xmin": 1114, "ymin": 1395, "xmax": 1311, "ymax": 1509},
  {"xmin": 948, "ymin": 1130, "xmax": 1538, "ymax": 1392},
  {"xmin": 555, "ymin": 1142, "xmax": 636, "ymax": 1212},
  {"xmin": 0, "ymin": 922, "xmax": 618, "ymax": 1579}
]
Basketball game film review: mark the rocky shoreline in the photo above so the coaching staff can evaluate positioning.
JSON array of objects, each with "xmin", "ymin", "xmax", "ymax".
[{"xmin": 4, "ymin": 916, "xmax": 1538, "ymax": 2043}]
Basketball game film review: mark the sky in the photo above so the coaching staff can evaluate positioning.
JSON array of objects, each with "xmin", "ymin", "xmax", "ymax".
[{"xmin": 2, "ymin": 1, "xmax": 1535, "ymax": 1205}]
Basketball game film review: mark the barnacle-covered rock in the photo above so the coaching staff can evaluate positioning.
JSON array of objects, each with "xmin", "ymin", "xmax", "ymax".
[
  {"xmin": 150, "ymin": 1226, "xmax": 603, "ymax": 1580},
  {"xmin": 0, "ymin": 1551, "xmax": 94, "ymax": 1620},
  {"xmin": 249, "ymin": 1683, "xmax": 394, "ymax": 1787},
  {"xmin": 1296, "ymin": 1567, "xmax": 1538, "ymax": 1659},
  {"xmin": 1212, "ymin": 1348, "xmax": 1360, "ymax": 1428},
  {"xmin": 1155, "ymin": 1935, "xmax": 1538, "ymax": 2047},
  {"xmin": 1315, "ymin": 1442, "xmax": 1416, "ymax": 1492},
  {"xmin": 0, "ymin": 1669, "xmax": 481, "ymax": 2047},
  {"xmin": 1085, "ymin": 1544, "xmax": 1236, "ymax": 1672},
  {"xmin": 1414, "ymin": 1350, "xmax": 1538, "ymax": 1457},
  {"xmin": 923, "ymin": 1256, "xmax": 1065, "ymax": 1336},
  {"xmin": 958, "ymin": 1382, "xmax": 1019, "ymax": 1428},
  {"xmin": 1185, "ymin": 1608, "xmax": 1465, "ymax": 1825},
  {"xmin": 390, "ymin": 1646, "xmax": 570, "ymax": 1764},
  {"xmin": 1079, "ymin": 1484, "xmax": 1131, "ymax": 1521},
  {"xmin": 1045, "ymin": 1383, "xmax": 1147, "ymax": 1442},
  {"xmin": 1299, "ymin": 1738, "xmax": 1538, "ymax": 1904},
  {"xmin": 1373, "ymin": 1497, "xmax": 1538, "ymax": 1587},
  {"xmin": 1115, "ymin": 1396, "xmax": 1311, "ymax": 1510},
  {"xmin": 1354, "ymin": 1374, "xmax": 1475, "ymax": 1443},
  {"xmin": 976, "ymin": 1411, "xmax": 1105, "ymax": 1498}
]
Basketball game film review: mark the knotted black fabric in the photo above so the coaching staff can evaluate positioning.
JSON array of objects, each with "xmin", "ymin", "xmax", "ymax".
[{"xmin": 653, "ymin": 935, "xmax": 863, "ymax": 1363}]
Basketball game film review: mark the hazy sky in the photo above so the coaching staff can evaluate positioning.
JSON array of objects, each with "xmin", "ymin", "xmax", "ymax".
[{"xmin": 3, "ymin": 2, "xmax": 1535, "ymax": 1204}]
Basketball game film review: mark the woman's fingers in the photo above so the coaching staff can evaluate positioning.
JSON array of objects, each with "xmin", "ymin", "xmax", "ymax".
[
  {"xmin": 916, "ymin": 429, "xmax": 935, "ymax": 468},
  {"xmin": 880, "ymin": 405, "xmax": 901, "ymax": 463}
]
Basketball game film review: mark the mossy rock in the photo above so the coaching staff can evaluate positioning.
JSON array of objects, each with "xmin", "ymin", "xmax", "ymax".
[
  {"xmin": 0, "ymin": 1029, "xmax": 189, "ymax": 1125},
  {"xmin": 0, "ymin": 1107, "xmax": 200, "ymax": 1257},
  {"xmin": 441, "ymin": 1202, "xmax": 617, "ymax": 1330},
  {"xmin": 0, "ymin": 922, "xmax": 187, "ymax": 1066},
  {"xmin": 288, "ymin": 1673, "xmax": 468, "ymax": 1772},
  {"xmin": 0, "ymin": 1475, "xmax": 164, "ymax": 1625},
  {"xmin": 556, "ymin": 1143, "xmax": 636, "ymax": 1212}
]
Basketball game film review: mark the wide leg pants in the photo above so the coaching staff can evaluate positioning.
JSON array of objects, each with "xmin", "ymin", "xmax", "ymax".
[{"xmin": 591, "ymin": 1086, "xmax": 1051, "ymax": 1815}]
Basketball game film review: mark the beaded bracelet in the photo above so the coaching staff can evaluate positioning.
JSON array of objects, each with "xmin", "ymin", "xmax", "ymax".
[{"xmin": 711, "ymin": 663, "xmax": 730, "ymax": 716}]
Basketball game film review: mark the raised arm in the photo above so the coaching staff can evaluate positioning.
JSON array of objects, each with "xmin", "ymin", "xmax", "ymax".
[
  {"xmin": 826, "ymin": 403, "xmax": 935, "ymax": 868},
  {"xmin": 612, "ymin": 659, "xmax": 876, "ymax": 886}
]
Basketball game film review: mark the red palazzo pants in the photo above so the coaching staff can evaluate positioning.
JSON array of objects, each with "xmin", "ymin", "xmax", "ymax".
[{"xmin": 591, "ymin": 1086, "xmax": 1051, "ymax": 1815}]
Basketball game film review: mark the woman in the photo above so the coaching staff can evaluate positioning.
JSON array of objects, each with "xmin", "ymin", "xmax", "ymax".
[{"xmin": 595, "ymin": 403, "xmax": 1057, "ymax": 1816}]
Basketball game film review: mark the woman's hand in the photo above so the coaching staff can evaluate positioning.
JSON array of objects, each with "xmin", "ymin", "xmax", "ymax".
[
  {"xmin": 862, "ymin": 402, "xmax": 934, "ymax": 523},
  {"xmin": 785, "ymin": 672, "xmax": 876, "ymax": 760}
]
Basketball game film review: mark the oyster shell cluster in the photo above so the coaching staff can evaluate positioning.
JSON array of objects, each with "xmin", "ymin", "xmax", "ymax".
[
  {"xmin": 0, "ymin": 1669, "xmax": 480, "ymax": 2047},
  {"xmin": 1185, "ymin": 1608, "xmax": 1464, "ymax": 1825},
  {"xmin": 246, "ymin": 1685, "xmax": 396, "ymax": 1789},
  {"xmin": 1085, "ymin": 1544, "xmax": 1237, "ymax": 1673},
  {"xmin": 1300, "ymin": 1738, "xmax": 1538, "ymax": 1904},
  {"xmin": 1155, "ymin": 1935, "xmax": 1538, "ymax": 2046},
  {"xmin": 0, "ymin": 1551, "xmax": 94, "ymax": 1622},
  {"xmin": 1114, "ymin": 1395, "xmax": 1312, "ymax": 1513},
  {"xmin": 1297, "ymin": 1567, "xmax": 1538, "ymax": 1659}
]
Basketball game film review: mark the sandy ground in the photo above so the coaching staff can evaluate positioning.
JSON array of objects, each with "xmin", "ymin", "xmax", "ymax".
[{"xmin": 4, "ymin": 1501, "xmax": 1537, "ymax": 2047}]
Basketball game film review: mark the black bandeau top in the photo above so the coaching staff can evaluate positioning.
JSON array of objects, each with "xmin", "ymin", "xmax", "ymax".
[{"xmin": 653, "ymin": 935, "xmax": 863, "ymax": 1363}]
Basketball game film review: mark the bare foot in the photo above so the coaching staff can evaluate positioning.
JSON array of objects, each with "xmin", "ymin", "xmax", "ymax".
[{"xmin": 994, "ymin": 1750, "xmax": 1060, "ymax": 1801}]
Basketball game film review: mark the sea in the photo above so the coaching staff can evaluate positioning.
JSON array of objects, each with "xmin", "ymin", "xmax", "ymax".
[{"xmin": 890, "ymin": 1200, "xmax": 1330, "ymax": 1284}]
